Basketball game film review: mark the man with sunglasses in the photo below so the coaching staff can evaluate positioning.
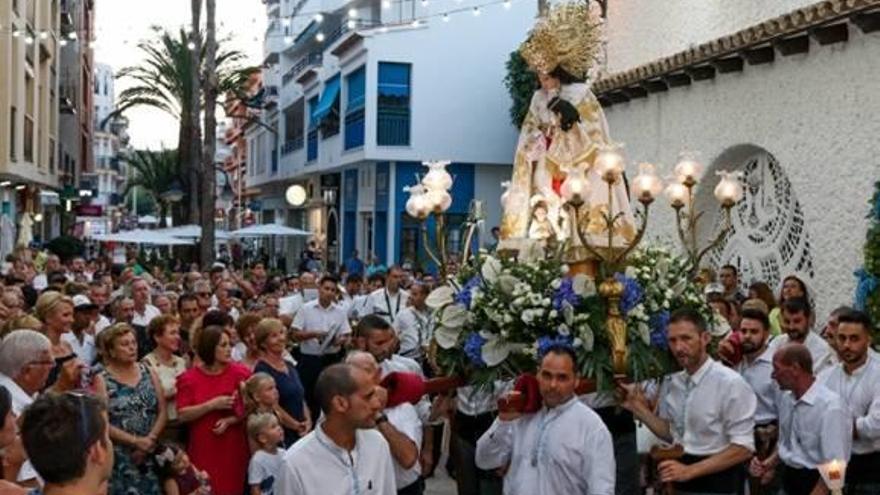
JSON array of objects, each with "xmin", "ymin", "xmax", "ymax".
[{"xmin": 21, "ymin": 392, "xmax": 114, "ymax": 495}]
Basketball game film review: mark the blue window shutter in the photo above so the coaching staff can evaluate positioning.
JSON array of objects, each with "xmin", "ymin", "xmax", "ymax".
[{"xmin": 346, "ymin": 66, "xmax": 366, "ymax": 111}]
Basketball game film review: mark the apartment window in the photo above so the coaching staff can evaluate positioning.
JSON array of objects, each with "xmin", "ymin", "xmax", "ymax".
[
  {"xmin": 377, "ymin": 62, "xmax": 411, "ymax": 146},
  {"xmin": 313, "ymin": 75, "xmax": 340, "ymax": 139},
  {"xmin": 23, "ymin": 116, "xmax": 34, "ymax": 163},
  {"xmin": 282, "ymin": 99, "xmax": 304, "ymax": 156},
  {"xmin": 344, "ymin": 66, "xmax": 365, "ymax": 150},
  {"xmin": 306, "ymin": 96, "xmax": 319, "ymax": 162}
]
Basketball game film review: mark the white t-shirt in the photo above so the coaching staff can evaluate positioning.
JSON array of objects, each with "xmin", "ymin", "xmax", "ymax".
[
  {"xmin": 291, "ymin": 300, "xmax": 351, "ymax": 356},
  {"xmin": 131, "ymin": 304, "xmax": 161, "ymax": 327},
  {"xmin": 61, "ymin": 332, "xmax": 96, "ymax": 366},
  {"xmin": 249, "ymin": 448, "xmax": 286, "ymax": 495}
]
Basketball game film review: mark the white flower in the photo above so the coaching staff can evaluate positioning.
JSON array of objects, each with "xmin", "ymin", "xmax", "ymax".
[
  {"xmin": 637, "ymin": 322, "xmax": 651, "ymax": 345},
  {"xmin": 551, "ymin": 279, "xmax": 562, "ymax": 290},
  {"xmin": 481, "ymin": 336, "xmax": 511, "ymax": 366},
  {"xmin": 557, "ymin": 323, "xmax": 569, "ymax": 335},
  {"xmin": 434, "ymin": 325, "xmax": 461, "ymax": 349},
  {"xmin": 542, "ymin": 297, "xmax": 551, "ymax": 307},
  {"xmin": 562, "ymin": 302, "xmax": 575, "ymax": 325},
  {"xmin": 578, "ymin": 322, "xmax": 595, "ymax": 352},
  {"xmin": 560, "ymin": 265, "xmax": 570, "ymax": 275},
  {"xmin": 498, "ymin": 274, "xmax": 520, "ymax": 295},
  {"xmin": 572, "ymin": 274, "xmax": 596, "ymax": 297},
  {"xmin": 440, "ymin": 304, "xmax": 468, "ymax": 328},
  {"xmin": 549, "ymin": 309, "xmax": 558, "ymax": 319},
  {"xmin": 625, "ymin": 265, "xmax": 638, "ymax": 279},
  {"xmin": 481, "ymin": 256, "xmax": 502, "ymax": 284},
  {"xmin": 426, "ymin": 285, "xmax": 455, "ymax": 309},
  {"xmin": 504, "ymin": 314, "xmax": 513, "ymax": 324}
]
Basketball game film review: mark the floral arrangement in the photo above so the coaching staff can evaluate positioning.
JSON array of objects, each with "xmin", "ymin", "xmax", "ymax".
[{"xmin": 428, "ymin": 243, "xmax": 714, "ymax": 390}]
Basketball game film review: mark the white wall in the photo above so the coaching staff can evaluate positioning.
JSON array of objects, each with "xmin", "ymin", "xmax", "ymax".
[
  {"xmin": 604, "ymin": 0, "xmax": 819, "ymax": 73},
  {"xmin": 602, "ymin": 28, "xmax": 880, "ymax": 319},
  {"xmin": 474, "ymin": 164, "xmax": 510, "ymax": 244}
]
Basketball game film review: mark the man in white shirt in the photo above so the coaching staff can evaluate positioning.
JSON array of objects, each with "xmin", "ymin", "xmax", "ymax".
[
  {"xmin": 292, "ymin": 275, "xmax": 353, "ymax": 420},
  {"xmin": 819, "ymin": 309, "xmax": 880, "ymax": 493},
  {"xmin": 393, "ymin": 283, "xmax": 432, "ymax": 364},
  {"xmin": 477, "ymin": 344, "xmax": 615, "ymax": 495},
  {"xmin": 347, "ymin": 351, "xmax": 424, "ymax": 494},
  {"xmin": 277, "ymin": 363, "xmax": 396, "ymax": 495},
  {"xmin": 368, "ymin": 265, "xmax": 409, "ymax": 324},
  {"xmin": 620, "ymin": 308, "xmax": 756, "ymax": 495},
  {"xmin": 31, "ymin": 254, "xmax": 61, "ymax": 291},
  {"xmin": 736, "ymin": 309, "xmax": 781, "ymax": 493},
  {"xmin": 767, "ymin": 343, "xmax": 851, "ymax": 495},
  {"xmin": 88, "ymin": 281, "xmax": 112, "ymax": 334},
  {"xmin": 62, "ymin": 295, "xmax": 98, "ymax": 365},
  {"xmin": 340, "ymin": 274, "xmax": 371, "ymax": 321},
  {"xmin": 0, "ymin": 329, "xmax": 54, "ymax": 484},
  {"xmin": 768, "ymin": 297, "xmax": 837, "ymax": 374},
  {"xmin": 130, "ymin": 277, "xmax": 160, "ymax": 359}
]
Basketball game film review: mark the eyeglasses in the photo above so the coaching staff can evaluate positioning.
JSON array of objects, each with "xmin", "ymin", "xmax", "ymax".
[{"xmin": 27, "ymin": 359, "xmax": 55, "ymax": 368}]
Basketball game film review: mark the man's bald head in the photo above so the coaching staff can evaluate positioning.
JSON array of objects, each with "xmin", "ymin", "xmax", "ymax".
[
  {"xmin": 345, "ymin": 350, "xmax": 380, "ymax": 384},
  {"xmin": 775, "ymin": 342, "xmax": 813, "ymax": 374}
]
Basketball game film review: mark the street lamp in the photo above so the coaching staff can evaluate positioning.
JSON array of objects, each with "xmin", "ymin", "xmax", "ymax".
[{"xmin": 285, "ymin": 184, "xmax": 307, "ymax": 207}]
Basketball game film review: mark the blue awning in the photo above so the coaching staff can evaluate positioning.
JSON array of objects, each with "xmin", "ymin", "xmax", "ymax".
[{"xmin": 312, "ymin": 76, "xmax": 340, "ymax": 122}]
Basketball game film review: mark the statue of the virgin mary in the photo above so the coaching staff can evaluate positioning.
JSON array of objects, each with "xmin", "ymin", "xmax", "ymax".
[{"xmin": 500, "ymin": 2, "xmax": 635, "ymax": 251}]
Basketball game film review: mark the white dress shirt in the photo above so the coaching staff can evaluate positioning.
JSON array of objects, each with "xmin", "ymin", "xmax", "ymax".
[
  {"xmin": 131, "ymin": 304, "xmax": 160, "ymax": 327},
  {"xmin": 768, "ymin": 331, "xmax": 837, "ymax": 374},
  {"xmin": 340, "ymin": 293, "xmax": 371, "ymax": 320},
  {"xmin": 457, "ymin": 382, "xmax": 513, "ymax": 417},
  {"xmin": 385, "ymin": 402, "xmax": 422, "ymax": 489},
  {"xmin": 0, "ymin": 373, "xmax": 39, "ymax": 482},
  {"xmin": 367, "ymin": 288, "xmax": 409, "ymax": 324},
  {"xmin": 819, "ymin": 356, "xmax": 880, "ymax": 455},
  {"xmin": 393, "ymin": 306, "xmax": 432, "ymax": 360},
  {"xmin": 775, "ymin": 381, "xmax": 852, "ymax": 469},
  {"xmin": 735, "ymin": 346, "xmax": 778, "ymax": 424},
  {"xmin": 277, "ymin": 425, "xmax": 397, "ymax": 495},
  {"xmin": 291, "ymin": 300, "xmax": 351, "ymax": 356},
  {"xmin": 62, "ymin": 332, "xmax": 96, "ymax": 366},
  {"xmin": 476, "ymin": 396, "xmax": 615, "ymax": 495},
  {"xmin": 380, "ymin": 355, "xmax": 430, "ymax": 424},
  {"xmin": 95, "ymin": 314, "xmax": 112, "ymax": 334},
  {"xmin": 658, "ymin": 358, "xmax": 757, "ymax": 456},
  {"xmin": 279, "ymin": 293, "xmax": 305, "ymax": 317}
]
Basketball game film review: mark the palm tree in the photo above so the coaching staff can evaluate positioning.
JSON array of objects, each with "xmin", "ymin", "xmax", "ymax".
[
  {"xmin": 110, "ymin": 28, "xmax": 256, "ymax": 225},
  {"xmin": 124, "ymin": 149, "xmax": 181, "ymax": 228},
  {"xmin": 200, "ymin": 0, "xmax": 218, "ymax": 267}
]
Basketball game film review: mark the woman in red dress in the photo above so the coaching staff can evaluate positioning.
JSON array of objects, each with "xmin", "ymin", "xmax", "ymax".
[{"xmin": 177, "ymin": 325, "xmax": 251, "ymax": 495}]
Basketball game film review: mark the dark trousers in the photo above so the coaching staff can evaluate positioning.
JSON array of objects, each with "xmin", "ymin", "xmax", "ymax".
[
  {"xmin": 397, "ymin": 477, "xmax": 425, "ymax": 495},
  {"xmin": 451, "ymin": 411, "xmax": 502, "ymax": 495},
  {"xmin": 595, "ymin": 407, "xmax": 639, "ymax": 495},
  {"xmin": 782, "ymin": 465, "xmax": 820, "ymax": 495},
  {"xmin": 295, "ymin": 351, "xmax": 343, "ymax": 420}
]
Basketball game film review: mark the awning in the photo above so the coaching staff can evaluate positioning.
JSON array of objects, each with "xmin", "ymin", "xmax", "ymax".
[
  {"xmin": 230, "ymin": 223, "xmax": 311, "ymax": 237},
  {"xmin": 39, "ymin": 190, "xmax": 60, "ymax": 206},
  {"xmin": 311, "ymin": 76, "xmax": 340, "ymax": 122}
]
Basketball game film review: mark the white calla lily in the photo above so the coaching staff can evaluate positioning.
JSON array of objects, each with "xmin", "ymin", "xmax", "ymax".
[
  {"xmin": 426, "ymin": 286, "xmax": 455, "ymax": 309},
  {"xmin": 434, "ymin": 326, "xmax": 462, "ymax": 349},
  {"xmin": 440, "ymin": 304, "xmax": 468, "ymax": 328},
  {"xmin": 517, "ymin": 241, "xmax": 545, "ymax": 264},
  {"xmin": 562, "ymin": 301, "xmax": 575, "ymax": 326},
  {"xmin": 481, "ymin": 257, "xmax": 502, "ymax": 284},
  {"xmin": 579, "ymin": 322, "xmax": 595, "ymax": 351},
  {"xmin": 638, "ymin": 322, "xmax": 651, "ymax": 345},
  {"xmin": 498, "ymin": 274, "xmax": 520, "ymax": 295},
  {"xmin": 481, "ymin": 336, "xmax": 511, "ymax": 366}
]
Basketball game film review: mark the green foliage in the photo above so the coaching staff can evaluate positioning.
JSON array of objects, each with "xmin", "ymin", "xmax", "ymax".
[
  {"xmin": 859, "ymin": 181, "xmax": 880, "ymax": 345},
  {"xmin": 46, "ymin": 235, "xmax": 85, "ymax": 262},
  {"xmin": 124, "ymin": 149, "xmax": 179, "ymax": 221},
  {"xmin": 503, "ymin": 50, "xmax": 538, "ymax": 128},
  {"xmin": 125, "ymin": 186, "xmax": 157, "ymax": 216}
]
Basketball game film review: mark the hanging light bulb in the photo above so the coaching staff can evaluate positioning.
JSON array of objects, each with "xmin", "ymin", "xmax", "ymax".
[
  {"xmin": 442, "ymin": 13, "xmax": 450, "ymax": 22},
  {"xmin": 560, "ymin": 165, "xmax": 589, "ymax": 205},
  {"xmin": 12, "ymin": 29, "xmax": 21, "ymax": 38},
  {"xmin": 315, "ymin": 32, "xmax": 325, "ymax": 42},
  {"xmin": 664, "ymin": 181, "xmax": 689, "ymax": 209},
  {"xmin": 39, "ymin": 30, "xmax": 49, "ymax": 40},
  {"xmin": 382, "ymin": 0, "xmax": 392, "ymax": 8},
  {"xmin": 282, "ymin": 18, "xmax": 291, "ymax": 27},
  {"xmin": 314, "ymin": 13, "xmax": 324, "ymax": 23},
  {"xmin": 68, "ymin": 31, "xmax": 77, "ymax": 40},
  {"xmin": 348, "ymin": 8, "xmax": 357, "ymax": 18},
  {"xmin": 283, "ymin": 35, "xmax": 293, "ymax": 44},
  {"xmin": 347, "ymin": 19, "xmax": 356, "ymax": 29},
  {"xmin": 421, "ymin": 0, "xmax": 429, "ymax": 6},
  {"xmin": 472, "ymin": 6, "xmax": 481, "ymax": 15},
  {"xmin": 503, "ymin": 0, "xmax": 512, "ymax": 9},
  {"xmin": 187, "ymin": 41, "xmax": 196, "ymax": 50},
  {"xmin": 24, "ymin": 35, "xmax": 34, "ymax": 45},
  {"xmin": 60, "ymin": 39, "xmax": 68, "ymax": 47},
  {"xmin": 673, "ymin": 152, "xmax": 703, "ymax": 185},
  {"xmin": 411, "ymin": 19, "xmax": 420, "ymax": 27},
  {"xmin": 380, "ymin": 25, "xmax": 389, "ymax": 33}
]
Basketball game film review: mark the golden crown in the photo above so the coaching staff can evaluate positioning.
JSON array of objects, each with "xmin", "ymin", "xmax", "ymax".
[{"xmin": 519, "ymin": 2, "xmax": 605, "ymax": 80}]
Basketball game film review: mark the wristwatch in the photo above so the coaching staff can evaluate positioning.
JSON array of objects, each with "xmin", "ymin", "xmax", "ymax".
[{"xmin": 376, "ymin": 413, "xmax": 389, "ymax": 425}]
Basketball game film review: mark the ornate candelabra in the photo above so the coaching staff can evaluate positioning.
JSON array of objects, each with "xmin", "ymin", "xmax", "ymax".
[
  {"xmin": 404, "ymin": 161, "xmax": 484, "ymax": 283},
  {"xmin": 664, "ymin": 153, "xmax": 744, "ymax": 278}
]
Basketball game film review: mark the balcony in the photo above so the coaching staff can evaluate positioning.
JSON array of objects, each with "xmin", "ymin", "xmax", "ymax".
[
  {"xmin": 281, "ymin": 136, "xmax": 304, "ymax": 156},
  {"xmin": 344, "ymin": 108, "xmax": 365, "ymax": 150},
  {"xmin": 282, "ymin": 52, "xmax": 322, "ymax": 86},
  {"xmin": 377, "ymin": 108, "xmax": 410, "ymax": 146}
]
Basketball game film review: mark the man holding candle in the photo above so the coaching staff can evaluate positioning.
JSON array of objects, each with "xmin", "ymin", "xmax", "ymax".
[
  {"xmin": 819, "ymin": 309, "xmax": 880, "ymax": 494},
  {"xmin": 475, "ymin": 344, "xmax": 615, "ymax": 495},
  {"xmin": 769, "ymin": 343, "xmax": 851, "ymax": 495},
  {"xmin": 619, "ymin": 308, "xmax": 757, "ymax": 495}
]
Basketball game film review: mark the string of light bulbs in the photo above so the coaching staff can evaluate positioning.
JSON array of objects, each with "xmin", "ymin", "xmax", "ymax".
[{"xmin": 0, "ymin": 0, "xmax": 519, "ymax": 50}]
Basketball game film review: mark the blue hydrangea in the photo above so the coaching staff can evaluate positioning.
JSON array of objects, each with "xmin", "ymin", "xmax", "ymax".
[
  {"xmin": 615, "ymin": 273, "xmax": 644, "ymax": 315},
  {"xmin": 454, "ymin": 276, "xmax": 482, "ymax": 309},
  {"xmin": 537, "ymin": 334, "xmax": 574, "ymax": 356},
  {"xmin": 649, "ymin": 310, "xmax": 670, "ymax": 349},
  {"xmin": 553, "ymin": 277, "xmax": 580, "ymax": 312},
  {"xmin": 463, "ymin": 332, "xmax": 487, "ymax": 367}
]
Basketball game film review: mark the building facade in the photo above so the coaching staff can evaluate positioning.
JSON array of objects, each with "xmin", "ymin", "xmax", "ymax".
[
  {"xmin": 247, "ymin": 0, "xmax": 535, "ymax": 271},
  {"xmin": 595, "ymin": 0, "xmax": 880, "ymax": 319},
  {"xmin": 85, "ymin": 62, "xmax": 127, "ymax": 236},
  {"xmin": 0, "ymin": 0, "xmax": 65, "ymax": 248}
]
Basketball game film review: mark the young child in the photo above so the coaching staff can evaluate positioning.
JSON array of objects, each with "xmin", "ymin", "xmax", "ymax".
[
  {"xmin": 243, "ymin": 373, "xmax": 307, "ymax": 446},
  {"xmin": 155, "ymin": 443, "xmax": 211, "ymax": 495},
  {"xmin": 247, "ymin": 413, "xmax": 286, "ymax": 495}
]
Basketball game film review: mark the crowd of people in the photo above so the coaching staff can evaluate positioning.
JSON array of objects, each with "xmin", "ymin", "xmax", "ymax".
[{"xmin": 0, "ymin": 247, "xmax": 877, "ymax": 495}]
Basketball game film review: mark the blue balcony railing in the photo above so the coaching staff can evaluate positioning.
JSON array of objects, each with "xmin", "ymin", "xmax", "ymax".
[
  {"xmin": 282, "ymin": 52, "xmax": 322, "ymax": 86},
  {"xmin": 306, "ymin": 129, "xmax": 319, "ymax": 162},
  {"xmin": 344, "ymin": 108, "xmax": 365, "ymax": 150},
  {"xmin": 281, "ymin": 136, "xmax": 304, "ymax": 156},
  {"xmin": 377, "ymin": 108, "xmax": 410, "ymax": 146}
]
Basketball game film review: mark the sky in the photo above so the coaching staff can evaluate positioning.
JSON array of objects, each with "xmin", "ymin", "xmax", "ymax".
[{"xmin": 94, "ymin": 0, "xmax": 266, "ymax": 150}]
